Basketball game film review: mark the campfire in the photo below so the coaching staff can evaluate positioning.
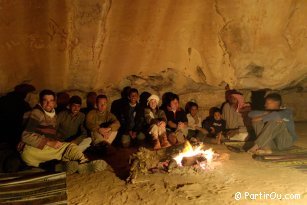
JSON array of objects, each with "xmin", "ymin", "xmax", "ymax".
[
  {"xmin": 127, "ymin": 141, "xmax": 224, "ymax": 183},
  {"xmin": 173, "ymin": 141, "xmax": 215, "ymax": 169}
]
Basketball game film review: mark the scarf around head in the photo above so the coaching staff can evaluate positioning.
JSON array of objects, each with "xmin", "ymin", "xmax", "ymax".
[
  {"xmin": 232, "ymin": 94, "xmax": 247, "ymax": 112},
  {"xmin": 147, "ymin": 94, "xmax": 160, "ymax": 105}
]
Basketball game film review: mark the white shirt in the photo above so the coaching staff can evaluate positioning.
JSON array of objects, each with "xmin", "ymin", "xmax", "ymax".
[{"xmin": 187, "ymin": 113, "xmax": 202, "ymax": 130}]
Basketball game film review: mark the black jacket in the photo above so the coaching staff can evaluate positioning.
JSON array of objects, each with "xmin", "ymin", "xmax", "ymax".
[{"xmin": 120, "ymin": 102, "xmax": 145, "ymax": 133}]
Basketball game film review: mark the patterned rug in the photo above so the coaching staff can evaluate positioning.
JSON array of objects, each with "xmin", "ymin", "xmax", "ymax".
[
  {"xmin": 0, "ymin": 170, "xmax": 67, "ymax": 205},
  {"xmin": 224, "ymin": 141, "xmax": 307, "ymax": 172}
]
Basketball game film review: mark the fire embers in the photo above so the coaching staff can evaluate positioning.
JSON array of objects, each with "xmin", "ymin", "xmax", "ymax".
[
  {"xmin": 181, "ymin": 156, "xmax": 207, "ymax": 166},
  {"xmin": 173, "ymin": 141, "xmax": 216, "ymax": 170},
  {"xmin": 126, "ymin": 142, "xmax": 228, "ymax": 184},
  {"xmin": 150, "ymin": 141, "xmax": 219, "ymax": 174}
]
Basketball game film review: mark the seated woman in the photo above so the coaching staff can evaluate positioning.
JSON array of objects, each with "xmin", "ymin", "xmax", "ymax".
[
  {"xmin": 185, "ymin": 101, "xmax": 207, "ymax": 142},
  {"xmin": 144, "ymin": 95, "xmax": 171, "ymax": 150}
]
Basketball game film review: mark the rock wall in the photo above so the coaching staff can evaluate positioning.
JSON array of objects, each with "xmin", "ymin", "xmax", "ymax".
[{"xmin": 0, "ymin": 0, "xmax": 307, "ymax": 120}]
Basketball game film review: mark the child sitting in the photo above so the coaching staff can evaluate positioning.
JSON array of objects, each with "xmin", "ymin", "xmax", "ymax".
[
  {"xmin": 185, "ymin": 101, "xmax": 207, "ymax": 142},
  {"xmin": 144, "ymin": 95, "xmax": 171, "ymax": 149},
  {"xmin": 203, "ymin": 108, "xmax": 226, "ymax": 144}
]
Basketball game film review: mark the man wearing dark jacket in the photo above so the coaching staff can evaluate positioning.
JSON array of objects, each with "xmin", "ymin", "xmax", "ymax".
[{"xmin": 119, "ymin": 88, "xmax": 145, "ymax": 147}]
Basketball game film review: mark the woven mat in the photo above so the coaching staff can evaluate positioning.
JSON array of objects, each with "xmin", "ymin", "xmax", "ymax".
[
  {"xmin": 0, "ymin": 171, "xmax": 67, "ymax": 205},
  {"xmin": 224, "ymin": 142, "xmax": 307, "ymax": 172}
]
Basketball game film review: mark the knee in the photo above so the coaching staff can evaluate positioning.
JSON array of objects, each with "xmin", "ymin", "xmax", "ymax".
[
  {"xmin": 158, "ymin": 126, "xmax": 166, "ymax": 134},
  {"xmin": 181, "ymin": 128, "xmax": 188, "ymax": 136},
  {"xmin": 168, "ymin": 133, "xmax": 177, "ymax": 145},
  {"xmin": 150, "ymin": 124, "xmax": 159, "ymax": 131},
  {"xmin": 66, "ymin": 143, "xmax": 81, "ymax": 153},
  {"xmin": 67, "ymin": 142, "xmax": 78, "ymax": 148},
  {"xmin": 83, "ymin": 137, "xmax": 92, "ymax": 145},
  {"xmin": 252, "ymin": 120, "xmax": 264, "ymax": 128}
]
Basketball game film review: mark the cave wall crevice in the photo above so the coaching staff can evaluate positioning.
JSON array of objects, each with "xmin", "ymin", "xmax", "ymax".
[{"xmin": 0, "ymin": 0, "xmax": 307, "ymax": 120}]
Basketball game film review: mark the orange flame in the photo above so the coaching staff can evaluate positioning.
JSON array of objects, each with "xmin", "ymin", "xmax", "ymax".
[{"xmin": 173, "ymin": 141, "xmax": 214, "ymax": 168}]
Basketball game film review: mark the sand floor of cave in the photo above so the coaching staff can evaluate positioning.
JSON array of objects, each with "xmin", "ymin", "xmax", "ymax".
[{"xmin": 67, "ymin": 122, "xmax": 307, "ymax": 205}]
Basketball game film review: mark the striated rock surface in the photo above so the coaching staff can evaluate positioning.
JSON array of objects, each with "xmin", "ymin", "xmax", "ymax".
[{"xmin": 0, "ymin": 0, "xmax": 307, "ymax": 119}]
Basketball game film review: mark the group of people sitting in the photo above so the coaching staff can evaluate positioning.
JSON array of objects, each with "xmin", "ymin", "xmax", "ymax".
[{"xmin": 0, "ymin": 84, "xmax": 298, "ymax": 174}]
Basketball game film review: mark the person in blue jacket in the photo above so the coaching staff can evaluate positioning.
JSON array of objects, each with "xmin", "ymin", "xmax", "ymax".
[{"xmin": 248, "ymin": 93, "xmax": 297, "ymax": 154}]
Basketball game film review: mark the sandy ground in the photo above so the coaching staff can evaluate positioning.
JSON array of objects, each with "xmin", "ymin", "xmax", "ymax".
[{"xmin": 67, "ymin": 123, "xmax": 307, "ymax": 205}]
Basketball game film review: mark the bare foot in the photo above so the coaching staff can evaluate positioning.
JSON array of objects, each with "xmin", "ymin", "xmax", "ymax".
[{"xmin": 247, "ymin": 144, "xmax": 259, "ymax": 155}]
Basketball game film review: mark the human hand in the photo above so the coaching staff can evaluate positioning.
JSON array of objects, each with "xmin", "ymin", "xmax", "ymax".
[
  {"xmin": 46, "ymin": 140, "xmax": 63, "ymax": 149},
  {"xmin": 158, "ymin": 121, "xmax": 166, "ymax": 128},
  {"xmin": 103, "ymin": 131, "xmax": 111, "ymax": 139},
  {"xmin": 99, "ymin": 127, "xmax": 111, "ymax": 136}
]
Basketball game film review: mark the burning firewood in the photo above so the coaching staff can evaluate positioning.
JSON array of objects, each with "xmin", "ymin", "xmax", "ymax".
[
  {"xmin": 126, "ymin": 141, "xmax": 222, "ymax": 184},
  {"xmin": 181, "ymin": 156, "xmax": 198, "ymax": 166}
]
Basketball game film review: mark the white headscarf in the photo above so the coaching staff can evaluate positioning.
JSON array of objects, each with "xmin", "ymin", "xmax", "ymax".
[{"xmin": 147, "ymin": 94, "xmax": 160, "ymax": 105}]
